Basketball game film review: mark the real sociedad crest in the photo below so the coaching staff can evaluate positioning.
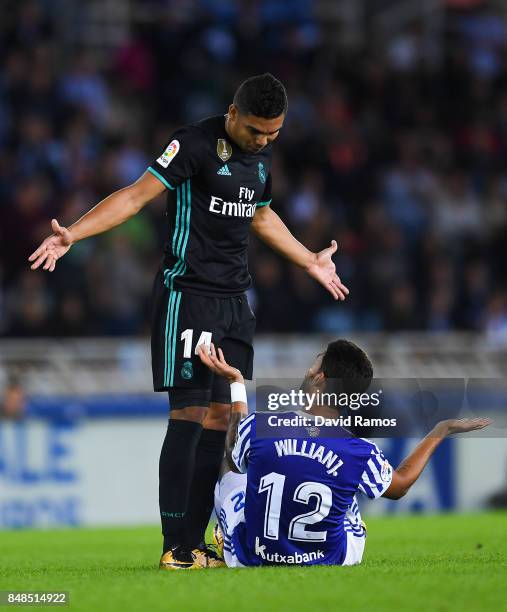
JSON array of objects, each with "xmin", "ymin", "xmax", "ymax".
[{"xmin": 381, "ymin": 459, "xmax": 392, "ymax": 482}]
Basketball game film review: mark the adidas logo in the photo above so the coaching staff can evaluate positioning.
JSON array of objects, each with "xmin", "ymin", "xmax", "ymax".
[{"xmin": 217, "ymin": 164, "xmax": 232, "ymax": 176}]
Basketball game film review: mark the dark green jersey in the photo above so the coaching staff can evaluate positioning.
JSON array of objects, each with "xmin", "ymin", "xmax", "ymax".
[{"xmin": 148, "ymin": 115, "xmax": 272, "ymax": 297}]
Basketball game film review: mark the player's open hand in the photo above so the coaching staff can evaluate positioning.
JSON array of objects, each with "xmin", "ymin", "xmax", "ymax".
[
  {"xmin": 198, "ymin": 343, "xmax": 244, "ymax": 384},
  {"xmin": 28, "ymin": 219, "xmax": 73, "ymax": 272},
  {"xmin": 306, "ymin": 240, "xmax": 349, "ymax": 301},
  {"xmin": 438, "ymin": 417, "xmax": 493, "ymax": 436}
]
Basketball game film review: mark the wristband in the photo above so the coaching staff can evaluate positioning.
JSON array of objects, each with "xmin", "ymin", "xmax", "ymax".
[{"xmin": 230, "ymin": 382, "xmax": 247, "ymax": 404}]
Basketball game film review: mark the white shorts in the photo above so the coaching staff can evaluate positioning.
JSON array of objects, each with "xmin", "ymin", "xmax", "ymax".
[
  {"xmin": 214, "ymin": 471, "xmax": 248, "ymax": 568},
  {"xmin": 214, "ymin": 471, "xmax": 366, "ymax": 567},
  {"xmin": 342, "ymin": 496, "xmax": 367, "ymax": 566}
]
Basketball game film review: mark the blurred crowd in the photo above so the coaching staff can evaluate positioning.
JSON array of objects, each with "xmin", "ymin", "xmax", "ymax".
[{"xmin": 1, "ymin": 0, "xmax": 507, "ymax": 339}]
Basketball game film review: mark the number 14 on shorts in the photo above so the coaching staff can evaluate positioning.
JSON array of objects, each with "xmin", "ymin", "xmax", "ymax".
[{"xmin": 181, "ymin": 328, "xmax": 212, "ymax": 358}]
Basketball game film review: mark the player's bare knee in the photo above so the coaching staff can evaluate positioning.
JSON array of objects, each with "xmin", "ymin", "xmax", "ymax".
[
  {"xmin": 168, "ymin": 388, "xmax": 212, "ymax": 422},
  {"xmin": 170, "ymin": 405, "xmax": 207, "ymax": 423},
  {"xmin": 203, "ymin": 414, "xmax": 230, "ymax": 431}
]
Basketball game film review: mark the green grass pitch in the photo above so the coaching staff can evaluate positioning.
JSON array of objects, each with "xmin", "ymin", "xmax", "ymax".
[{"xmin": 0, "ymin": 512, "xmax": 505, "ymax": 612}]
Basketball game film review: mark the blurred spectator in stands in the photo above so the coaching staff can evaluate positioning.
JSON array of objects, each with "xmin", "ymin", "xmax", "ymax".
[
  {"xmin": 483, "ymin": 175, "xmax": 507, "ymax": 237},
  {"xmin": 113, "ymin": 136, "xmax": 149, "ymax": 186},
  {"xmin": 1, "ymin": 176, "xmax": 53, "ymax": 283},
  {"xmin": 9, "ymin": 0, "xmax": 53, "ymax": 47},
  {"xmin": 383, "ymin": 282, "xmax": 423, "ymax": 331},
  {"xmin": 427, "ymin": 287, "xmax": 454, "ymax": 332},
  {"xmin": 383, "ymin": 136, "xmax": 434, "ymax": 241},
  {"xmin": 431, "ymin": 171, "xmax": 482, "ymax": 247},
  {"xmin": 114, "ymin": 27, "xmax": 156, "ymax": 94},
  {"xmin": 288, "ymin": 169, "xmax": 325, "ymax": 227},
  {"xmin": 250, "ymin": 254, "xmax": 295, "ymax": 332},
  {"xmin": 0, "ymin": 374, "xmax": 26, "ymax": 420},
  {"xmin": 15, "ymin": 113, "xmax": 58, "ymax": 179},
  {"xmin": 0, "ymin": 263, "xmax": 6, "ymax": 334},
  {"xmin": 484, "ymin": 291, "xmax": 507, "ymax": 347},
  {"xmin": 56, "ymin": 110, "xmax": 99, "ymax": 190},
  {"xmin": 50, "ymin": 291, "xmax": 89, "ymax": 337},
  {"xmin": 459, "ymin": 260, "xmax": 490, "ymax": 329},
  {"xmin": 60, "ymin": 51, "xmax": 110, "ymax": 127},
  {"xmin": 458, "ymin": 5, "xmax": 507, "ymax": 78},
  {"xmin": 363, "ymin": 223, "xmax": 411, "ymax": 311},
  {"xmin": 5, "ymin": 271, "xmax": 53, "ymax": 337}
]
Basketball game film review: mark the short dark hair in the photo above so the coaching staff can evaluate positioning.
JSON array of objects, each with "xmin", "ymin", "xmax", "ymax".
[
  {"xmin": 320, "ymin": 339, "xmax": 373, "ymax": 395},
  {"xmin": 233, "ymin": 73, "xmax": 288, "ymax": 119}
]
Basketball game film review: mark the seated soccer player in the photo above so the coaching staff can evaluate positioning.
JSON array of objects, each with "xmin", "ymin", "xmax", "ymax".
[{"xmin": 198, "ymin": 341, "xmax": 491, "ymax": 567}]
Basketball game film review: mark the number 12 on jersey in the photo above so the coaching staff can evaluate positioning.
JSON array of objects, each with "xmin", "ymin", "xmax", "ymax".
[
  {"xmin": 259, "ymin": 472, "xmax": 332, "ymax": 542},
  {"xmin": 181, "ymin": 328, "xmax": 212, "ymax": 358}
]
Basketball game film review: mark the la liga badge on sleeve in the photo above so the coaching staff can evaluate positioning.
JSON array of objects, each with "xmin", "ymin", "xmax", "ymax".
[{"xmin": 157, "ymin": 139, "xmax": 180, "ymax": 168}]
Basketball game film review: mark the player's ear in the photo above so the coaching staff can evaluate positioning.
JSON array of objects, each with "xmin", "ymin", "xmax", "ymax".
[{"xmin": 228, "ymin": 104, "xmax": 237, "ymax": 121}]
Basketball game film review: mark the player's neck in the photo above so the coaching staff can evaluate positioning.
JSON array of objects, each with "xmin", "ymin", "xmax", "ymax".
[{"xmin": 224, "ymin": 114, "xmax": 242, "ymax": 150}]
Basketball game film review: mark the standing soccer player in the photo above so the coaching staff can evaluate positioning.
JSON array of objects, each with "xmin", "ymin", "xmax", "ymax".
[{"xmin": 28, "ymin": 73, "xmax": 349, "ymax": 569}]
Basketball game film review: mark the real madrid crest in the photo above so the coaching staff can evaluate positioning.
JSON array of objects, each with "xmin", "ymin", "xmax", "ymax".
[
  {"xmin": 217, "ymin": 138, "xmax": 232, "ymax": 162},
  {"xmin": 181, "ymin": 360, "xmax": 193, "ymax": 380},
  {"xmin": 258, "ymin": 161, "xmax": 266, "ymax": 184}
]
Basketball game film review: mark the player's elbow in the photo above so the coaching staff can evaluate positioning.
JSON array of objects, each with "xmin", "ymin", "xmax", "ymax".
[
  {"xmin": 383, "ymin": 487, "xmax": 408, "ymax": 500},
  {"xmin": 382, "ymin": 473, "xmax": 411, "ymax": 500},
  {"xmin": 113, "ymin": 184, "xmax": 146, "ymax": 216},
  {"xmin": 127, "ymin": 188, "xmax": 150, "ymax": 214},
  {"xmin": 251, "ymin": 207, "xmax": 271, "ymax": 234}
]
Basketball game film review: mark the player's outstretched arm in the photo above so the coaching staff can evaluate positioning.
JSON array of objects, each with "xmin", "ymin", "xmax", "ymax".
[
  {"xmin": 383, "ymin": 417, "xmax": 492, "ymax": 500},
  {"xmin": 251, "ymin": 205, "xmax": 349, "ymax": 301},
  {"xmin": 198, "ymin": 344, "xmax": 248, "ymax": 472},
  {"xmin": 28, "ymin": 171, "xmax": 165, "ymax": 272}
]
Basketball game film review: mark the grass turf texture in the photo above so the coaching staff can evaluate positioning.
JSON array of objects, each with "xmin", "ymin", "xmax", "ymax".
[{"xmin": 0, "ymin": 513, "xmax": 505, "ymax": 612}]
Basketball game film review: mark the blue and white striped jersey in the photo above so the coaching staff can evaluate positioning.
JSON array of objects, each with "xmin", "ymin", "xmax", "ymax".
[{"xmin": 230, "ymin": 411, "xmax": 393, "ymax": 566}]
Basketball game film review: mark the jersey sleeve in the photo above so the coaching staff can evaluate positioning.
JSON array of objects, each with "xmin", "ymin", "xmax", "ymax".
[
  {"xmin": 147, "ymin": 126, "xmax": 204, "ymax": 190},
  {"xmin": 256, "ymin": 173, "xmax": 272, "ymax": 208},
  {"xmin": 231, "ymin": 413, "xmax": 255, "ymax": 473},
  {"xmin": 357, "ymin": 443, "xmax": 393, "ymax": 499}
]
